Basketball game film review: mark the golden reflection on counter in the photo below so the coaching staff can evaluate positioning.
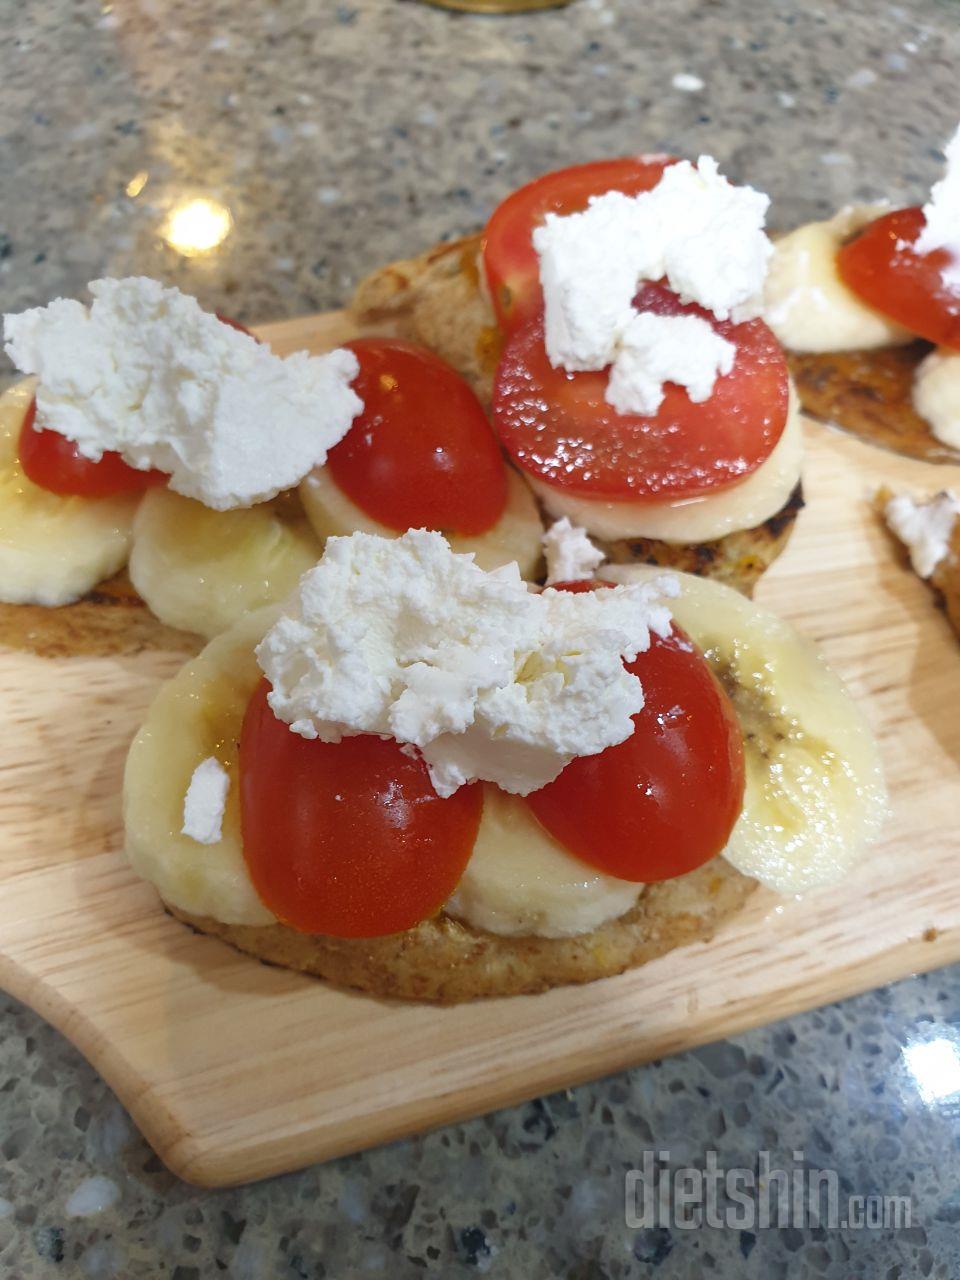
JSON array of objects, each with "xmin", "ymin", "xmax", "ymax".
[
  {"xmin": 125, "ymin": 170, "xmax": 149, "ymax": 198},
  {"xmin": 162, "ymin": 197, "xmax": 233, "ymax": 257}
]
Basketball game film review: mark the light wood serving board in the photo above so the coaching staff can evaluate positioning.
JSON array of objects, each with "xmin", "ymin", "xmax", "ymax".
[{"xmin": 1, "ymin": 310, "xmax": 959, "ymax": 1189}]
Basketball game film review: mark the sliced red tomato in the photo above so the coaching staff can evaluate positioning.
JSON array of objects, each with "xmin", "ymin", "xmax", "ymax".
[
  {"xmin": 17, "ymin": 398, "xmax": 167, "ymax": 498},
  {"xmin": 837, "ymin": 206, "xmax": 960, "ymax": 349},
  {"xmin": 325, "ymin": 338, "xmax": 508, "ymax": 535},
  {"xmin": 239, "ymin": 679, "xmax": 483, "ymax": 938},
  {"xmin": 483, "ymin": 156, "xmax": 674, "ymax": 334},
  {"xmin": 18, "ymin": 313, "xmax": 252, "ymax": 498},
  {"xmin": 525, "ymin": 602, "xmax": 744, "ymax": 882},
  {"xmin": 492, "ymin": 283, "xmax": 789, "ymax": 501}
]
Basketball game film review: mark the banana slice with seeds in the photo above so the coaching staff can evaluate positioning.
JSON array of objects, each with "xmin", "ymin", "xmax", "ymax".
[
  {"xmin": 300, "ymin": 464, "xmax": 544, "ymax": 578},
  {"xmin": 128, "ymin": 488, "xmax": 323, "ymax": 640},
  {"xmin": 0, "ymin": 379, "xmax": 138, "ymax": 606},
  {"xmin": 607, "ymin": 565, "xmax": 887, "ymax": 892}
]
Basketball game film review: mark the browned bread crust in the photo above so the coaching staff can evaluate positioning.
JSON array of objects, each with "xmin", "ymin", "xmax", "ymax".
[
  {"xmin": 789, "ymin": 342, "xmax": 960, "ymax": 466},
  {"xmin": 0, "ymin": 570, "xmax": 196, "ymax": 659},
  {"xmin": 600, "ymin": 483, "xmax": 804, "ymax": 597},
  {"xmin": 351, "ymin": 232, "xmax": 500, "ymax": 406},
  {"xmin": 877, "ymin": 485, "xmax": 960, "ymax": 639},
  {"xmin": 166, "ymin": 856, "xmax": 756, "ymax": 1003}
]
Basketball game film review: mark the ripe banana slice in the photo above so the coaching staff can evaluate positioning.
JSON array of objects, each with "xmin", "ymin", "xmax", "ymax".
[
  {"xmin": 126, "ymin": 604, "xmax": 640, "ymax": 936},
  {"xmin": 0, "ymin": 379, "xmax": 138, "ymax": 606},
  {"xmin": 764, "ymin": 206, "xmax": 913, "ymax": 353},
  {"xmin": 445, "ymin": 786, "xmax": 641, "ymax": 938},
  {"xmin": 299, "ymin": 464, "xmax": 543, "ymax": 578},
  {"xmin": 128, "ymin": 488, "xmax": 322, "ymax": 640},
  {"xmin": 124, "ymin": 606, "xmax": 278, "ymax": 926},
  {"xmin": 607, "ymin": 565, "xmax": 887, "ymax": 892}
]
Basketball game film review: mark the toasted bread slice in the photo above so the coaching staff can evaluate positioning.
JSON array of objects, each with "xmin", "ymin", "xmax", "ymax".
[
  {"xmin": 877, "ymin": 486, "xmax": 960, "ymax": 639},
  {"xmin": 0, "ymin": 570, "xmax": 196, "ymax": 659},
  {"xmin": 599, "ymin": 483, "xmax": 804, "ymax": 596},
  {"xmin": 352, "ymin": 236, "xmax": 802, "ymax": 596},
  {"xmin": 352, "ymin": 232, "xmax": 499, "ymax": 406},
  {"xmin": 167, "ymin": 855, "xmax": 755, "ymax": 1003},
  {"xmin": 789, "ymin": 343, "xmax": 960, "ymax": 465}
]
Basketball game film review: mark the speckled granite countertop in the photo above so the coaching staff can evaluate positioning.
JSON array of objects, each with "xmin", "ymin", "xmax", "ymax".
[{"xmin": 2, "ymin": 0, "xmax": 960, "ymax": 1275}]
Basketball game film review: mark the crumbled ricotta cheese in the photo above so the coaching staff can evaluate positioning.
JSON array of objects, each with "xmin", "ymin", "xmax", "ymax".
[
  {"xmin": 533, "ymin": 155, "xmax": 770, "ymax": 415},
  {"xmin": 885, "ymin": 490, "xmax": 960, "ymax": 579},
  {"xmin": 916, "ymin": 123, "xmax": 960, "ymax": 289},
  {"xmin": 3, "ymin": 277, "xmax": 362, "ymax": 510},
  {"xmin": 182, "ymin": 757, "xmax": 230, "ymax": 845},
  {"xmin": 256, "ymin": 529, "xmax": 677, "ymax": 798},
  {"xmin": 912, "ymin": 348, "xmax": 960, "ymax": 448},
  {"xmin": 606, "ymin": 312, "xmax": 736, "ymax": 416},
  {"xmin": 542, "ymin": 518, "xmax": 605, "ymax": 585}
]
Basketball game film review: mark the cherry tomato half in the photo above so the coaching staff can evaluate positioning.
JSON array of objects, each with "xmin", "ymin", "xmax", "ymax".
[
  {"xmin": 17, "ymin": 398, "xmax": 167, "ymax": 497},
  {"xmin": 482, "ymin": 156, "xmax": 674, "ymax": 334},
  {"xmin": 525, "ymin": 603, "xmax": 745, "ymax": 882},
  {"xmin": 492, "ymin": 283, "xmax": 789, "ymax": 501},
  {"xmin": 837, "ymin": 206, "xmax": 960, "ymax": 350},
  {"xmin": 325, "ymin": 338, "xmax": 508, "ymax": 535},
  {"xmin": 239, "ymin": 679, "xmax": 483, "ymax": 938},
  {"xmin": 17, "ymin": 314, "xmax": 253, "ymax": 498}
]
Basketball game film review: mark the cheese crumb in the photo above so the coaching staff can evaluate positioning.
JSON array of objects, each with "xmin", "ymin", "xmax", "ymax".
[
  {"xmin": 257, "ymin": 530, "xmax": 677, "ymax": 798},
  {"xmin": 3, "ymin": 277, "xmax": 363, "ymax": 510},
  {"xmin": 533, "ymin": 156, "xmax": 770, "ymax": 415},
  {"xmin": 916, "ymin": 123, "xmax": 960, "ymax": 289},
  {"xmin": 542, "ymin": 518, "xmax": 605, "ymax": 585},
  {"xmin": 607, "ymin": 312, "xmax": 735, "ymax": 416},
  {"xmin": 885, "ymin": 490, "xmax": 960, "ymax": 579},
  {"xmin": 913, "ymin": 348, "xmax": 960, "ymax": 448},
  {"xmin": 182, "ymin": 757, "xmax": 230, "ymax": 845}
]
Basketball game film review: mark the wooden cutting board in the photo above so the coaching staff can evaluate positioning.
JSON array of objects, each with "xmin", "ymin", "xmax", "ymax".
[{"xmin": 1, "ymin": 310, "xmax": 959, "ymax": 1189}]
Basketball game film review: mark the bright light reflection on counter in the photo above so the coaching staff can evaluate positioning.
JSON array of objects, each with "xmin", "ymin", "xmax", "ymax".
[
  {"xmin": 162, "ymin": 197, "xmax": 233, "ymax": 257},
  {"xmin": 903, "ymin": 1036, "xmax": 960, "ymax": 1104}
]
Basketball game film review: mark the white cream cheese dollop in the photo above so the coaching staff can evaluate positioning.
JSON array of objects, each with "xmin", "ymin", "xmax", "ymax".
[
  {"xmin": 181, "ymin": 756, "xmax": 230, "ymax": 846},
  {"xmin": 3, "ymin": 277, "xmax": 362, "ymax": 510},
  {"xmin": 534, "ymin": 155, "xmax": 771, "ymax": 415},
  {"xmin": 256, "ymin": 529, "xmax": 676, "ymax": 799},
  {"xmin": 912, "ymin": 348, "xmax": 960, "ymax": 449},
  {"xmin": 916, "ymin": 122, "xmax": 960, "ymax": 289},
  {"xmin": 542, "ymin": 517, "xmax": 604, "ymax": 585},
  {"xmin": 763, "ymin": 206, "xmax": 913, "ymax": 352},
  {"xmin": 885, "ymin": 489, "xmax": 960, "ymax": 579}
]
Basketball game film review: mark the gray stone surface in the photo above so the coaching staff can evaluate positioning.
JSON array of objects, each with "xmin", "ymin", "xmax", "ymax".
[{"xmin": 1, "ymin": 0, "xmax": 959, "ymax": 1274}]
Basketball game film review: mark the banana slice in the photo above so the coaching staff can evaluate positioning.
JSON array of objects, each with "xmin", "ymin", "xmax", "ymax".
[
  {"xmin": 124, "ymin": 606, "xmax": 278, "ymax": 926},
  {"xmin": 0, "ymin": 379, "xmax": 138, "ymax": 606},
  {"xmin": 606, "ymin": 565, "xmax": 887, "ymax": 892},
  {"xmin": 128, "ymin": 488, "xmax": 322, "ymax": 640},
  {"xmin": 126, "ymin": 605, "xmax": 640, "ymax": 936},
  {"xmin": 764, "ymin": 206, "xmax": 913, "ymax": 353},
  {"xmin": 299, "ymin": 464, "xmax": 543, "ymax": 578},
  {"xmin": 445, "ymin": 786, "xmax": 641, "ymax": 937}
]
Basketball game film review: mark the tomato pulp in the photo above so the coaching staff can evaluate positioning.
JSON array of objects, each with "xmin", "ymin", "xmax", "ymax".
[
  {"xmin": 526, "ymin": 597, "xmax": 745, "ymax": 882},
  {"xmin": 325, "ymin": 338, "xmax": 508, "ymax": 535},
  {"xmin": 238, "ymin": 680, "xmax": 483, "ymax": 938},
  {"xmin": 837, "ymin": 206, "xmax": 960, "ymax": 349},
  {"xmin": 493, "ymin": 283, "xmax": 789, "ymax": 501},
  {"xmin": 482, "ymin": 156, "xmax": 674, "ymax": 334}
]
